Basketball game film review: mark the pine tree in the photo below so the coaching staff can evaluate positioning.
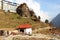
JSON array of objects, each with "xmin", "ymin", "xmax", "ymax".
[{"xmin": 45, "ymin": 19, "xmax": 49, "ymax": 23}]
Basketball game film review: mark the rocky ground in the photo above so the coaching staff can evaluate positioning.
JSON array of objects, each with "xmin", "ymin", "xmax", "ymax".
[
  {"xmin": 0, "ymin": 27, "xmax": 60, "ymax": 40},
  {"xmin": 0, "ymin": 33, "xmax": 60, "ymax": 40}
]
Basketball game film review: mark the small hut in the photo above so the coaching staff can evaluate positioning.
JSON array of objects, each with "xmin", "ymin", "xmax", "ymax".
[{"xmin": 17, "ymin": 24, "xmax": 32, "ymax": 35}]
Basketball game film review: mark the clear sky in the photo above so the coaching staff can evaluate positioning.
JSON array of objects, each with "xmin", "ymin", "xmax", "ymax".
[
  {"xmin": 37, "ymin": 0, "xmax": 60, "ymax": 20},
  {"xmin": 6, "ymin": 0, "xmax": 60, "ymax": 22}
]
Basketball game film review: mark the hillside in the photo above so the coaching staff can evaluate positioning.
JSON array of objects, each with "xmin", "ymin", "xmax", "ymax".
[
  {"xmin": 0, "ymin": 11, "xmax": 60, "ymax": 40},
  {"xmin": 0, "ymin": 9, "xmax": 50, "ymax": 29},
  {"xmin": 0, "ymin": 10, "xmax": 60, "ymax": 35},
  {"xmin": 0, "ymin": 6, "xmax": 60, "ymax": 40},
  {"xmin": 0, "ymin": 3, "xmax": 60, "ymax": 36}
]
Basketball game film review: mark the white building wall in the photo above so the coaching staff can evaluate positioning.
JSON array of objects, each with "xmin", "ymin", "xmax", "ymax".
[
  {"xmin": 24, "ymin": 28, "xmax": 32, "ymax": 35},
  {"xmin": 0, "ymin": 1, "xmax": 1, "ymax": 9},
  {"xmin": 3, "ymin": 2, "xmax": 8, "ymax": 12},
  {"xmin": 0, "ymin": 0, "xmax": 18, "ymax": 13}
]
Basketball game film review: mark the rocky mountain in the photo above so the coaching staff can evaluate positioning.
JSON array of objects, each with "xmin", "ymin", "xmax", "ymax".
[
  {"xmin": 16, "ymin": 3, "xmax": 40, "ymax": 22},
  {"xmin": 16, "ymin": 3, "xmax": 34, "ymax": 17},
  {"xmin": 51, "ymin": 13, "xmax": 60, "ymax": 28}
]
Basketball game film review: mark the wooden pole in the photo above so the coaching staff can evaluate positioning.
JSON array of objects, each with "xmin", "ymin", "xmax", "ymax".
[{"xmin": 1, "ymin": 0, "xmax": 3, "ymax": 10}]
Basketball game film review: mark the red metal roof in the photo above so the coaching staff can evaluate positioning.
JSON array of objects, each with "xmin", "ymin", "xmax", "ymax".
[{"xmin": 17, "ymin": 24, "xmax": 31, "ymax": 28}]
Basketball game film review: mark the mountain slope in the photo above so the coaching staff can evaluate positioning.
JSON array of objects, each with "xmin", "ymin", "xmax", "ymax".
[
  {"xmin": 51, "ymin": 13, "xmax": 60, "ymax": 28},
  {"xmin": 0, "ymin": 10, "xmax": 50, "ymax": 29}
]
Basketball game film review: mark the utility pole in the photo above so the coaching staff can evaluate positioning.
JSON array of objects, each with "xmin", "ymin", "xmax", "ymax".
[{"xmin": 1, "ymin": 0, "xmax": 4, "ymax": 10}]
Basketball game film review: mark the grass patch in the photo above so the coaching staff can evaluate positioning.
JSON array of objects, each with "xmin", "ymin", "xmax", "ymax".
[{"xmin": 0, "ymin": 10, "xmax": 50, "ymax": 29}]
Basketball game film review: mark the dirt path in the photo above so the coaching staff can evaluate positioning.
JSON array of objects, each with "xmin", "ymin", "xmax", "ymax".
[
  {"xmin": 3, "ymin": 33, "xmax": 60, "ymax": 40},
  {"xmin": 33, "ymin": 27, "xmax": 51, "ymax": 31},
  {"xmin": 0, "ymin": 36, "xmax": 5, "ymax": 40},
  {"xmin": 0, "ymin": 27, "xmax": 60, "ymax": 40}
]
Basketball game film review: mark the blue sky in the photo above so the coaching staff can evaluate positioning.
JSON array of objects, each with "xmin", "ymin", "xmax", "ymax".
[
  {"xmin": 37, "ymin": 0, "xmax": 60, "ymax": 20},
  {"xmin": 6, "ymin": 0, "xmax": 60, "ymax": 21}
]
